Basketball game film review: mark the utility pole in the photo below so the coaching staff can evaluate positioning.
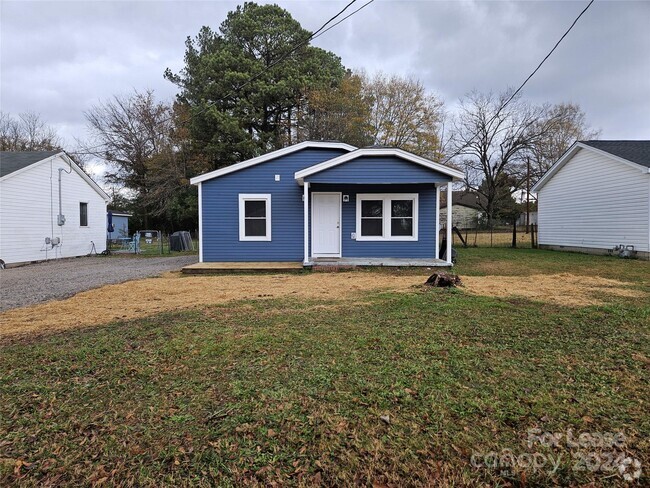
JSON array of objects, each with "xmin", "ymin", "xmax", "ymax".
[{"xmin": 526, "ymin": 156, "xmax": 531, "ymax": 233}]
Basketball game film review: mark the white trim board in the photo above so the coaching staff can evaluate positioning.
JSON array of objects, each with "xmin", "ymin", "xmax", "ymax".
[
  {"xmin": 238, "ymin": 193, "xmax": 272, "ymax": 241},
  {"xmin": 190, "ymin": 141, "xmax": 357, "ymax": 185},
  {"xmin": 532, "ymin": 141, "xmax": 650, "ymax": 192},
  {"xmin": 311, "ymin": 191, "xmax": 342, "ymax": 258},
  {"xmin": 355, "ymin": 193, "xmax": 419, "ymax": 242},
  {"xmin": 198, "ymin": 182, "xmax": 203, "ymax": 262},
  {"xmin": 295, "ymin": 148, "xmax": 464, "ymax": 184}
]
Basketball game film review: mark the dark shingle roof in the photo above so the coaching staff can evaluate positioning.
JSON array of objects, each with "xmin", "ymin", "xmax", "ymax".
[
  {"xmin": 452, "ymin": 191, "xmax": 487, "ymax": 209},
  {"xmin": 581, "ymin": 140, "xmax": 650, "ymax": 168},
  {"xmin": 0, "ymin": 151, "xmax": 61, "ymax": 178}
]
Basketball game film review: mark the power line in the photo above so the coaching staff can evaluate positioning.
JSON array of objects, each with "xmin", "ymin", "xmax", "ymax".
[
  {"xmin": 441, "ymin": 0, "xmax": 595, "ymax": 166},
  {"xmin": 312, "ymin": 0, "xmax": 375, "ymax": 41},
  {"xmin": 71, "ymin": 0, "xmax": 372, "ymax": 156}
]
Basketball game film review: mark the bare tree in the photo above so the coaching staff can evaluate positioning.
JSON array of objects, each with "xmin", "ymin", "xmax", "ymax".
[
  {"xmin": 0, "ymin": 111, "xmax": 62, "ymax": 151},
  {"xmin": 82, "ymin": 89, "xmax": 173, "ymax": 225},
  {"xmin": 452, "ymin": 91, "xmax": 551, "ymax": 226},
  {"xmin": 452, "ymin": 91, "xmax": 598, "ymax": 226}
]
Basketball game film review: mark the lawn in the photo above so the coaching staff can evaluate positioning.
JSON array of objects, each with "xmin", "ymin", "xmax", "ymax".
[{"xmin": 1, "ymin": 249, "xmax": 648, "ymax": 486}]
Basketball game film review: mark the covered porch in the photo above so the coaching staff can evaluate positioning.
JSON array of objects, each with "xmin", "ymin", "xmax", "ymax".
[
  {"xmin": 294, "ymin": 148, "xmax": 462, "ymax": 267},
  {"xmin": 300, "ymin": 181, "xmax": 456, "ymax": 267}
]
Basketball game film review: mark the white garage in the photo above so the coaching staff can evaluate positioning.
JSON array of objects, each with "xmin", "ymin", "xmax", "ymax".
[
  {"xmin": 532, "ymin": 140, "xmax": 650, "ymax": 260},
  {"xmin": 0, "ymin": 151, "xmax": 110, "ymax": 266}
]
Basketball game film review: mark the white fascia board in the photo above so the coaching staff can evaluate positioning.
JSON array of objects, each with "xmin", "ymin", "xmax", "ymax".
[
  {"xmin": 294, "ymin": 148, "xmax": 465, "ymax": 184},
  {"xmin": 0, "ymin": 151, "xmax": 110, "ymax": 202},
  {"xmin": 189, "ymin": 141, "xmax": 357, "ymax": 185},
  {"xmin": 532, "ymin": 142, "xmax": 649, "ymax": 192},
  {"xmin": 61, "ymin": 152, "xmax": 111, "ymax": 202}
]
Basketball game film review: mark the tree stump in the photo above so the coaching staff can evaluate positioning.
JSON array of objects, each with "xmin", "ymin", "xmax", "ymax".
[{"xmin": 424, "ymin": 272, "xmax": 462, "ymax": 288}]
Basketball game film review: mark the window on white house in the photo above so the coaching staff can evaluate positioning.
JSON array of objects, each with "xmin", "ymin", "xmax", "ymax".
[
  {"xmin": 356, "ymin": 194, "xmax": 418, "ymax": 241},
  {"xmin": 79, "ymin": 202, "xmax": 88, "ymax": 227},
  {"xmin": 239, "ymin": 194, "xmax": 271, "ymax": 241}
]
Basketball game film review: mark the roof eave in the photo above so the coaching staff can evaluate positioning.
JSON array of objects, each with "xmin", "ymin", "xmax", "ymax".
[
  {"xmin": 294, "ymin": 148, "xmax": 464, "ymax": 185},
  {"xmin": 532, "ymin": 141, "xmax": 649, "ymax": 192},
  {"xmin": 190, "ymin": 141, "xmax": 357, "ymax": 185}
]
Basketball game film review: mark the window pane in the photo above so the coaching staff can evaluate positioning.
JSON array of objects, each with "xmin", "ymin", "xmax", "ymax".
[
  {"xmin": 245, "ymin": 219, "xmax": 266, "ymax": 236},
  {"xmin": 80, "ymin": 203, "xmax": 88, "ymax": 227},
  {"xmin": 391, "ymin": 218, "xmax": 413, "ymax": 236},
  {"xmin": 245, "ymin": 200, "xmax": 266, "ymax": 218},
  {"xmin": 361, "ymin": 218, "xmax": 383, "ymax": 236},
  {"xmin": 391, "ymin": 200, "xmax": 413, "ymax": 218},
  {"xmin": 361, "ymin": 200, "xmax": 382, "ymax": 218}
]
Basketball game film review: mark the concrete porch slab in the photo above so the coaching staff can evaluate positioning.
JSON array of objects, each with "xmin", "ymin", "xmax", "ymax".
[
  {"xmin": 182, "ymin": 262, "xmax": 303, "ymax": 274},
  {"xmin": 307, "ymin": 257, "xmax": 451, "ymax": 268}
]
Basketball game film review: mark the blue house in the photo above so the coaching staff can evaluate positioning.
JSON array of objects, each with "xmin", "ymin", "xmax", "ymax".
[{"xmin": 190, "ymin": 142, "xmax": 463, "ymax": 267}]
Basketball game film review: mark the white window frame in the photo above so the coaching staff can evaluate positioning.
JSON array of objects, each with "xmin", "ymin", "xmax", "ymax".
[
  {"xmin": 355, "ymin": 193, "xmax": 418, "ymax": 241},
  {"xmin": 239, "ymin": 194, "xmax": 272, "ymax": 241}
]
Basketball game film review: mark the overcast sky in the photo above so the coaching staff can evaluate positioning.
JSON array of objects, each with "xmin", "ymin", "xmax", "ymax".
[{"xmin": 2, "ymin": 0, "xmax": 649, "ymax": 155}]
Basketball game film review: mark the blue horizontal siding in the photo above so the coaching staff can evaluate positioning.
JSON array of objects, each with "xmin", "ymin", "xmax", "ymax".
[
  {"xmin": 312, "ymin": 183, "xmax": 438, "ymax": 259},
  {"xmin": 305, "ymin": 156, "xmax": 452, "ymax": 184},
  {"xmin": 201, "ymin": 148, "xmax": 348, "ymax": 262}
]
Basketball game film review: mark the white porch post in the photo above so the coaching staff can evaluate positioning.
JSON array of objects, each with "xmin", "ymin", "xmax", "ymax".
[
  {"xmin": 303, "ymin": 182, "xmax": 310, "ymax": 265},
  {"xmin": 446, "ymin": 183, "xmax": 453, "ymax": 264},
  {"xmin": 198, "ymin": 182, "xmax": 203, "ymax": 263},
  {"xmin": 435, "ymin": 184, "xmax": 440, "ymax": 260}
]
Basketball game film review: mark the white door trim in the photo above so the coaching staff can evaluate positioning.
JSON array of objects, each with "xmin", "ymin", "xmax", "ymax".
[{"xmin": 311, "ymin": 192, "xmax": 342, "ymax": 258}]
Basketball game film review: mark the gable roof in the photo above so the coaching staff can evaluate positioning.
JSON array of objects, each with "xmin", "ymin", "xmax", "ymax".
[
  {"xmin": 581, "ymin": 140, "xmax": 650, "ymax": 168},
  {"xmin": 532, "ymin": 140, "xmax": 650, "ymax": 192},
  {"xmin": 0, "ymin": 151, "xmax": 61, "ymax": 178},
  {"xmin": 190, "ymin": 141, "xmax": 357, "ymax": 185},
  {"xmin": 0, "ymin": 150, "xmax": 110, "ymax": 202},
  {"xmin": 443, "ymin": 191, "xmax": 487, "ymax": 210},
  {"xmin": 294, "ymin": 148, "xmax": 464, "ymax": 184}
]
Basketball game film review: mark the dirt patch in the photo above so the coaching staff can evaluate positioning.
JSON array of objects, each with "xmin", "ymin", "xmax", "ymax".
[
  {"xmin": 0, "ymin": 272, "xmax": 424, "ymax": 339},
  {"xmin": 1, "ymin": 271, "xmax": 645, "ymax": 340},
  {"xmin": 463, "ymin": 273, "xmax": 645, "ymax": 307}
]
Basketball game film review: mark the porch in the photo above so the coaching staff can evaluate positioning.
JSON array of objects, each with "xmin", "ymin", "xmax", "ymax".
[{"xmin": 307, "ymin": 257, "xmax": 450, "ymax": 268}]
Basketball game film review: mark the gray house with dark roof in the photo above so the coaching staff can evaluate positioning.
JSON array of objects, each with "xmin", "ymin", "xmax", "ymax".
[{"xmin": 532, "ymin": 140, "xmax": 650, "ymax": 259}]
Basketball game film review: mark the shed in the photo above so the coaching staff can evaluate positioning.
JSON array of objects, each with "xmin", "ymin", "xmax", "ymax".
[{"xmin": 107, "ymin": 211, "xmax": 131, "ymax": 239}]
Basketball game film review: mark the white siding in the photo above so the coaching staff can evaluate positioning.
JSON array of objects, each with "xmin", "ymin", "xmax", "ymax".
[
  {"xmin": 439, "ymin": 204, "xmax": 482, "ymax": 229},
  {"xmin": 0, "ymin": 155, "xmax": 108, "ymax": 264},
  {"xmin": 537, "ymin": 148, "xmax": 650, "ymax": 253}
]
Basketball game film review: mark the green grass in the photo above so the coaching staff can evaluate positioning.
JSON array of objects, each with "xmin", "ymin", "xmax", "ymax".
[{"xmin": 1, "ymin": 249, "xmax": 648, "ymax": 486}]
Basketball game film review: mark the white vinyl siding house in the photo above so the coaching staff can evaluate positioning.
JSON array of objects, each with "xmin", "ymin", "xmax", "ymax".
[
  {"xmin": 532, "ymin": 141, "xmax": 650, "ymax": 259},
  {"xmin": 0, "ymin": 152, "xmax": 110, "ymax": 266}
]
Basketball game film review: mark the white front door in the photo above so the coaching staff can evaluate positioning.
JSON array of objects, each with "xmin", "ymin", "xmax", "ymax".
[{"xmin": 312, "ymin": 192, "xmax": 341, "ymax": 257}]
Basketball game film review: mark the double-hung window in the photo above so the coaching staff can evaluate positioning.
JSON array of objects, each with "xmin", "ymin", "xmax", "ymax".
[
  {"xmin": 356, "ymin": 193, "xmax": 418, "ymax": 241},
  {"xmin": 239, "ymin": 194, "xmax": 271, "ymax": 241}
]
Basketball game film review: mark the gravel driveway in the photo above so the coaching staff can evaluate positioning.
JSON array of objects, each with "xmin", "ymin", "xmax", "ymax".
[{"xmin": 0, "ymin": 255, "xmax": 197, "ymax": 311}]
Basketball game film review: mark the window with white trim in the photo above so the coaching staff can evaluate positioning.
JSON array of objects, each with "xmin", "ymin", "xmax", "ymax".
[
  {"xmin": 356, "ymin": 194, "xmax": 418, "ymax": 241},
  {"xmin": 239, "ymin": 194, "xmax": 271, "ymax": 241}
]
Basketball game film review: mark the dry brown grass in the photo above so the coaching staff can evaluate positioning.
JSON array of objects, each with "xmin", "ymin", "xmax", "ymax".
[
  {"xmin": 1, "ymin": 268, "xmax": 646, "ymax": 341},
  {"xmin": 0, "ymin": 272, "xmax": 425, "ymax": 340},
  {"xmin": 463, "ymin": 273, "xmax": 645, "ymax": 307}
]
